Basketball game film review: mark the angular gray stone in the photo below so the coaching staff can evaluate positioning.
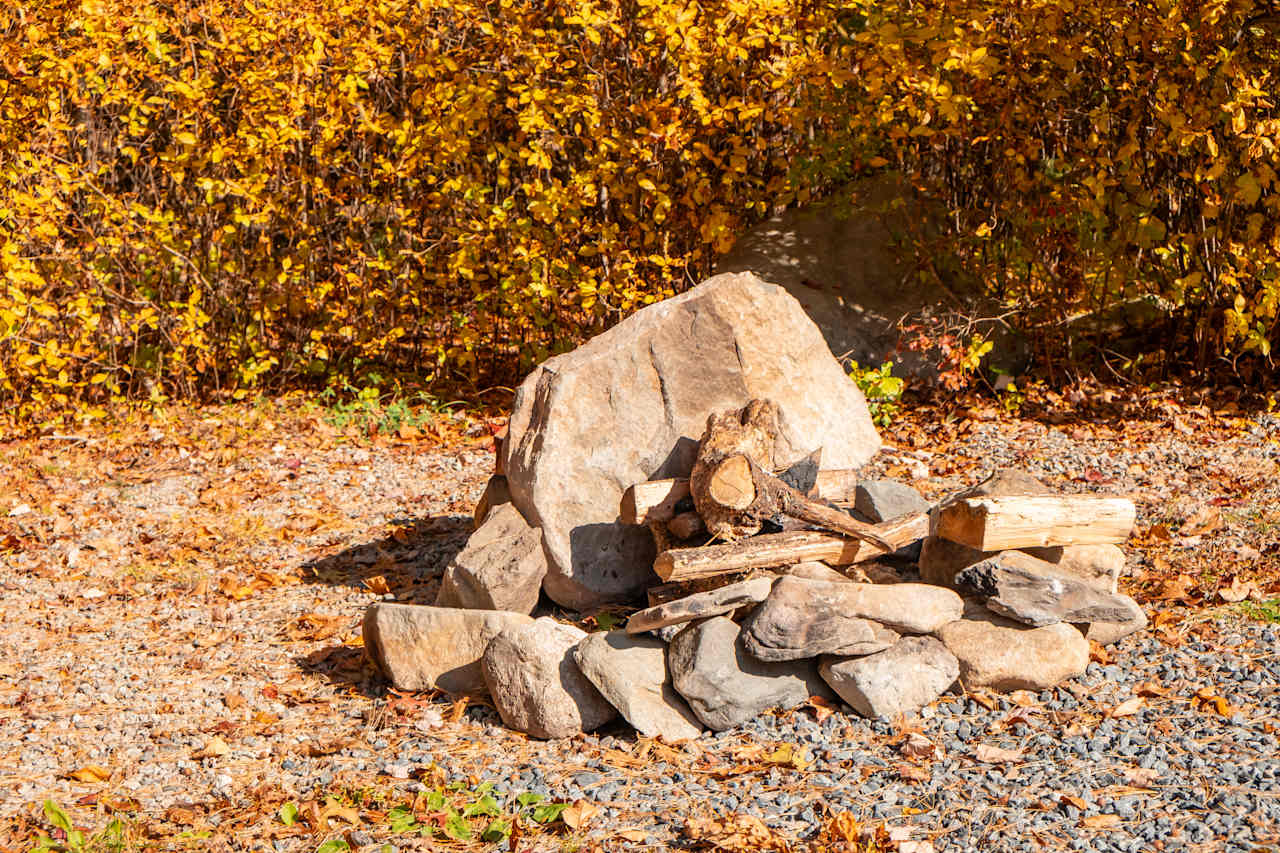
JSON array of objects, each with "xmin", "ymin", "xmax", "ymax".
[
  {"xmin": 742, "ymin": 580, "xmax": 902, "ymax": 662},
  {"xmin": 956, "ymin": 556, "xmax": 1136, "ymax": 627},
  {"xmin": 362, "ymin": 603, "xmax": 534, "ymax": 695},
  {"xmin": 435, "ymin": 503, "xmax": 546, "ymax": 615},
  {"xmin": 573, "ymin": 631, "xmax": 704, "ymax": 740},
  {"xmin": 481, "ymin": 618, "xmax": 617, "ymax": 739},
  {"xmin": 503, "ymin": 271, "xmax": 882, "ymax": 611},
  {"xmin": 1022, "ymin": 543, "xmax": 1125, "ymax": 593},
  {"xmin": 669, "ymin": 617, "xmax": 829, "ymax": 731},
  {"xmin": 921, "ymin": 539, "xmax": 1122, "ymax": 595},
  {"xmin": 936, "ymin": 601, "xmax": 1088, "ymax": 691},
  {"xmin": 626, "ymin": 577, "xmax": 774, "ymax": 635},
  {"xmin": 1080, "ymin": 594, "xmax": 1148, "ymax": 645},
  {"xmin": 855, "ymin": 479, "xmax": 929, "ymax": 522},
  {"xmin": 961, "ymin": 468, "xmax": 1054, "ymax": 498},
  {"xmin": 743, "ymin": 576, "xmax": 963, "ymax": 663},
  {"xmin": 820, "ymin": 636, "xmax": 959, "ymax": 718}
]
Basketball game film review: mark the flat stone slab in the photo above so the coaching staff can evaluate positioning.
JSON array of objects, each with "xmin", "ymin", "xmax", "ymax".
[
  {"xmin": 744, "ymin": 575, "xmax": 963, "ymax": 652},
  {"xmin": 362, "ymin": 604, "xmax": 534, "ymax": 695},
  {"xmin": 820, "ymin": 636, "xmax": 959, "ymax": 719},
  {"xmin": 503, "ymin": 271, "xmax": 881, "ymax": 611},
  {"xmin": 482, "ymin": 618, "xmax": 617, "ymax": 739},
  {"xmin": 956, "ymin": 556, "xmax": 1136, "ymax": 627},
  {"xmin": 936, "ymin": 602, "xmax": 1088, "ymax": 691},
  {"xmin": 573, "ymin": 631, "xmax": 703, "ymax": 741},
  {"xmin": 626, "ymin": 577, "xmax": 774, "ymax": 635},
  {"xmin": 435, "ymin": 503, "xmax": 546, "ymax": 615},
  {"xmin": 1082, "ymin": 594, "xmax": 1148, "ymax": 645},
  {"xmin": 669, "ymin": 617, "xmax": 827, "ymax": 731}
]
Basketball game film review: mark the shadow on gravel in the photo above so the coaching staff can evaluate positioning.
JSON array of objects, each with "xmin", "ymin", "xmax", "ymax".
[
  {"xmin": 299, "ymin": 514, "xmax": 472, "ymax": 603},
  {"xmin": 295, "ymin": 644, "xmax": 385, "ymax": 698}
]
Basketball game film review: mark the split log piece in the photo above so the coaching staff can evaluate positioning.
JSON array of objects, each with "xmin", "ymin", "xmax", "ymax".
[
  {"xmin": 936, "ymin": 496, "xmax": 1135, "ymax": 551},
  {"xmin": 689, "ymin": 400, "xmax": 781, "ymax": 540}
]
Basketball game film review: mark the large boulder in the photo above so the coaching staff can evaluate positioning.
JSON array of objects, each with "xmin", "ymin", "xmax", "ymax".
[
  {"xmin": 820, "ymin": 636, "xmax": 959, "ymax": 719},
  {"xmin": 935, "ymin": 601, "xmax": 1089, "ymax": 691},
  {"xmin": 362, "ymin": 604, "xmax": 534, "ymax": 695},
  {"xmin": 435, "ymin": 503, "xmax": 546, "ymax": 614},
  {"xmin": 504, "ymin": 272, "xmax": 881, "ymax": 610},
  {"xmin": 573, "ymin": 631, "xmax": 704, "ymax": 741},
  {"xmin": 481, "ymin": 618, "xmax": 617, "ymax": 739},
  {"xmin": 668, "ymin": 617, "xmax": 828, "ymax": 732}
]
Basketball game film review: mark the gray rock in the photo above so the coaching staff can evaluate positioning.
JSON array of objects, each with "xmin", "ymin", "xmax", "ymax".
[
  {"xmin": 743, "ymin": 576, "xmax": 962, "ymax": 663},
  {"xmin": 1021, "ymin": 543, "xmax": 1125, "ymax": 593},
  {"xmin": 472, "ymin": 474, "xmax": 512, "ymax": 529},
  {"xmin": 855, "ymin": 480, "xmax": 929, "ymax": 522},
  {"xmin": 956, "ymin": 556, "xmax": 1136, "ymax": 627},
  {"xmin": 669, "ymin": 617, "xmax": 828, "ymax": 731},
  {"xmin": 921, "ymin": 539, "xmax": 1122, "ymax": 595},
  {"xmin": 961, "ymin": 468, "xmax": 1054, "ymax": 498},
  {"xmin": 626, "ymin": 577, "xmax": 774, "ymax": 635},
  {"xmin": 1080, "ymin": 594, "xmax": 1148, "ymax": 645},
  {"xmin": 936, "ymin": 601, "xmax": 1088, "ymax": 691},
  {"xmin": 435, "ymin": 503, "xmax": 546, "ymax": 615},
  {"xmin": 362, "ymin": 604, "xmax": 534, "ymax": 694},
  {"xmin": 481, "ymin": 618, "xmax": 617, "ymax": 739},
  {"xmin": 820, "ymin": 636, "xmax": 959, "ymax": 718},
  {"xmin": 649, "ymin": 624, "xmax": 685, "ymax": 643},
  {"xmin": 573, "ymin": 631, "xmax": 704, "ymax": 740},
  {"xmin": 503, "ymin": 271, "xmax": 882, "ymax": 611}
]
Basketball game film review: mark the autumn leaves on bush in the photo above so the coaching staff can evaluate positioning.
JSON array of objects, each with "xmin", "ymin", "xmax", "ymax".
[{"xmin": 1, "ymin": 0, "xmax": 1276, "ymax": 425}]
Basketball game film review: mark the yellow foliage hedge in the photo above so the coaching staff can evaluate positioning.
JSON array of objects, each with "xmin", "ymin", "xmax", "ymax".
[{"xmin": 1, "ymin": 0, "xmax": 1277, "ymax": 424}]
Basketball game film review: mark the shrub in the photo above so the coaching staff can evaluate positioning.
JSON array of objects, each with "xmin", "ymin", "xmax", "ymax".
[{"xmin": 1, "ymin": 0, "xmax": 1276, "ymax": 426}]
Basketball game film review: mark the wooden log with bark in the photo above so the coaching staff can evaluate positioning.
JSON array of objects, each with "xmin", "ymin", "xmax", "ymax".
[
  {"xmin": 653, "ymin": 511, "xmax": 932, "ymax": 582},
  {"xmin": 936, "ymin": 495, "xmax": 1135, "ymax": 551}
]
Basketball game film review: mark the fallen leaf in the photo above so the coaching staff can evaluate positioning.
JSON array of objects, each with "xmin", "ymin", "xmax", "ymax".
[
  {"xmin": 969, "ymin": 691, "xmax": 1000, "ymax": 711},
  {"xmin": 363, "ymin": 575, "xmax": 391, "ymax": 595},
  {"xmin": 973, "ymin": 744, "xmax": 1024, "ymax": 763},
  {"xmin": 561, "ymin": 799, "xmax": 600, "ymax": 831},
  {"xmin": 1181, "ymin": 506, "xmax": 1222, "ymax": 536},
  {"xmin": 1059, "ymin": 794, "xmax": 1089, "ymax": 810},
  {"xmin": 899, "ymin": 732, "xmax": 938, "ymax": 760},
  {"xmin": 804, "ymin": 694, "xmax": 837, "ymax": 722},
  {"xmin": 1123, "ymin": 767, "xmax": 1160, "ymax": 788},
  {"xmin": 1219, "ymin": 576, "xmax": 1261, "ymax": 603},
  {"xmin": 897, "ymin": 763, "xmax": 932, "ymax": 783},
  {"xmin": 823, "ymin": 811, "xmax": 860, "ymax": 845},
  {"xmin": 683, "ymin": 814, "xmax": 787, "ymax": 852},
  {"xmin": 68, "ymin": 765, "xmax": 110, "ymax": 783},
  {"xmin": 615, "ymin": 829, "xmax": 649, "ymax": 842},
  {"xmin": 1081, "ymin": 814, "xmax": 1121, "ymax": 829},
  {"xmin": 1107, "ymin": 696, "xmax": 1144, "ymax": 718},
  {"xmin": 193, "ymin": 736, "xmax": 231, "ymax": 759},
  {"xmin": 1089, "ymin": 641, "xmax": 1113, "ymax": 665},
  {"xmin": 766, "ymin": 742, "xmax": 811, "ymax": 771},
  {"xmin": 1192, "ymin": 686, "xmax": 1235, "ymax": 717},
  {"xmin": 316, "ymin": 797, "xmax": 361, "ymax": 827}
]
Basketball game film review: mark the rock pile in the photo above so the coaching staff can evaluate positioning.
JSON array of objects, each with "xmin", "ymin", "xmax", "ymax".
[{"xmin": 362, "ymin": 272, "xmax": 1147, "ymax": 741}]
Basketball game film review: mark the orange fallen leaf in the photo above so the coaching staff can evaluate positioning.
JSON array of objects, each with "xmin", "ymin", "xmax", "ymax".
[
  {"xmin": 193, "ymin": 736, "xmax": 230, "ymax": 759},
  {"xmin": 973, "ymin": 744, "xmax": 1024, "ymax": 763},
  {"xmin": 1060, "ymin": 794, "xmax": 1089, "ymax": 810},
  {"xmin": 1219, "ymin": 576, "xmax": 1261, "ymax": 603},
  {"xmin": 899, "ymin": 732, "xmax": 939, "ymax": 760},
  {"xmin": 614, "ymin": 829, "xmax": 649, "ymax": 842},
  {"xmin": 1192, "ymin": 687, "xmax": 1235, "ymax": 717},
  {"xmin": 1081, "ymin": 814, "xmax": 1121, "ymax": 829},
  {"xmin": 68, "ymin": 765, "xmax": 110, "ymax": 783},
  {"xmin": 363, "ymin": 574, "xmax": 391, "ymax": 595},
  {"xmin": 1107, "ymin": 696, "xmax": 1144, "ymax": 718},
  {"xmin": 823, "ymin": 811, "xmax": 860, "ymax": 845},
  {"xmin": 897, "ymin": 763, "xmax": 932, "ymax": 783},
  {"xmin": 562, "ymin": 799, "xmax": 600, "ymax": 830}
]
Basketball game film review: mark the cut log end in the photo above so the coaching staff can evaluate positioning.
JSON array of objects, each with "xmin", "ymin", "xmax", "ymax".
[{"xmin": 707, "ymin": 455, "xmax": 756, "ymax": 510}]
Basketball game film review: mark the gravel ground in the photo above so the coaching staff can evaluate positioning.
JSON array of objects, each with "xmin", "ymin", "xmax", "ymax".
[{"xmin": 0, "ymin": 399, "xmax": 1277, "ymax": 851}]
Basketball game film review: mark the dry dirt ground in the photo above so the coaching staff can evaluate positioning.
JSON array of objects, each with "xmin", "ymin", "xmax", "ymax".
[{"xmin": 0, "ymin": 387, "xmax": 1277, "ymax": 852}]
